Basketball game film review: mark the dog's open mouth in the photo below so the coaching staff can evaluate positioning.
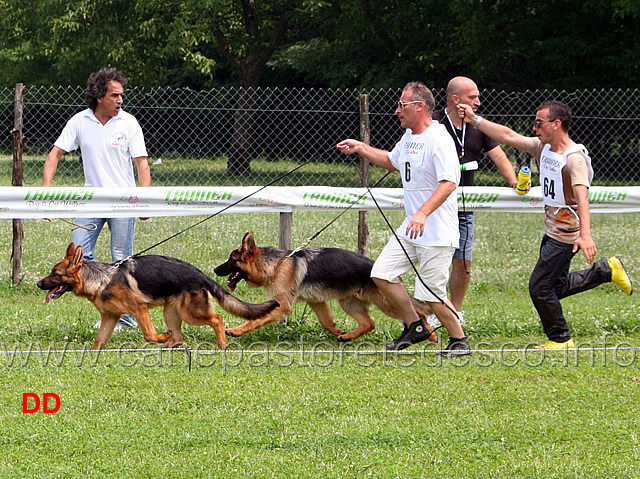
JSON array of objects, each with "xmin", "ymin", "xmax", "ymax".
[
  {"xmin": 226, "ymin": 271, "xmax": 247, "ymax": 292},
  {"xmin": 45, "ymin": 285, "xmax": 70, "ymax": 303}
]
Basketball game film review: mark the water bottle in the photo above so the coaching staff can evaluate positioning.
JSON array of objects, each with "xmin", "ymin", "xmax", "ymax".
[{"xmin": 515, "ymin": 166, "xmax": 531, "ymax": 195}]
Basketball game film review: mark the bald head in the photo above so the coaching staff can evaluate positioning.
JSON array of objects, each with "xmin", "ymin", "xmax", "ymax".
[{"xmin": 446, "ymin": 76, "xmax": 481, "ymax": 111}]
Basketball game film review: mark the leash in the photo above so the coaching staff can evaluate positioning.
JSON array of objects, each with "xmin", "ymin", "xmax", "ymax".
[
  {"xmin": 46, "ymin": 218, "xmax": 98, "ymax": 231},
  {"xmin": 348, "ymin": 156, "xmax": 462, "ymax": 322},
  {"xmin": 348, "ymin": 158, "xmax": 444, "ymax": 303},
  {"xmin": 286, "ymin": 170, "xmax": 394, "ymax": 257},
  {"xmin": 131, "ymin": 158, "xmax": 317, "ymax": 258}
]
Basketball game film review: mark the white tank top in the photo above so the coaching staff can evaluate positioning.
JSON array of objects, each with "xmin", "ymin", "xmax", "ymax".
[{"xmin": 539, "ymin": 143, "xmax": 593, "ymax": 208}]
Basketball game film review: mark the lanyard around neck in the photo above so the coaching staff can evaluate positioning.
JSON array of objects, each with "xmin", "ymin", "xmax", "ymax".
[{"xmin": 445, "ymin": 108, "xmax": 465, "ymax": 159}]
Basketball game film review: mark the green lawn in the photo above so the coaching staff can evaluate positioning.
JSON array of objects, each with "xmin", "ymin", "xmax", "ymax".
[
  {"xmin": 1, "ymin": 210, "xmax": 639, "ymax": 478},
  {"xmin": 0, "ymin": 154, "xmax": 559, "ymax": 188}
]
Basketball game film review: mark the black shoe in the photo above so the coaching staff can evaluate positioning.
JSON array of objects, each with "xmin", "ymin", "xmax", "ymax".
[
  {"xmin": 437, "ymin": 336, "xmax": 472, "ymax": 357},
  {"xmin": 386, "ymin": 317, "xmax": 433, "ymax": 351}
]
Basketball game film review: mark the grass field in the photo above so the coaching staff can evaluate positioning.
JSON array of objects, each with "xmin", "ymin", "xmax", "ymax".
[
  {"xmin": 0, "ymin": 154, "xmax": 557, "ymax": 188},
  {"xmin": 1, "ymin": 209, "xmax": 639, "ymax": 478}
]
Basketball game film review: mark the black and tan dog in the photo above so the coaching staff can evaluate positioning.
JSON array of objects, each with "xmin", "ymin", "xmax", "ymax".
[
  {"xmin": 37, "ymin": 242, "xmax": 279, "ymax": 350},
  {"xmin": 214, "ymin": 232, "xmax": 437, "ymax": 343}
]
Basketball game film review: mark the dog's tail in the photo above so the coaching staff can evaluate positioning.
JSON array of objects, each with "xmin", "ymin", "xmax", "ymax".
[
  {"xmin": 411, "ymin": 297, "xmax": 433, "ymax": 317},
  {"xmin": 206, "ymin": 279, "xmax": 278, "ymax": 320}
]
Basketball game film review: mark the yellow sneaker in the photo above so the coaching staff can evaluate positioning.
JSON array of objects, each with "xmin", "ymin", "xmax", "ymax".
[
  {"xmin": 609, "ymin": 256, "xmax": 633, "ymax": 296},
  {"xmin": 535, "ymin": 339, "xmax": 575, "ymax": 350}
]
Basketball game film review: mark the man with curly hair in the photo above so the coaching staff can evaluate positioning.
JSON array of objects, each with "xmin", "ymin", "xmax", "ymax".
[{"xmin": 43, "ymin": 67, "xmax": 151, "ymax": 330}]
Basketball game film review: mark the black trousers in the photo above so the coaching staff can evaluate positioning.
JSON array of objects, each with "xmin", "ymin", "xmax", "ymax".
[{"xmin": 529, "ymin": 235, "xmax": 612, "ymax": 342}]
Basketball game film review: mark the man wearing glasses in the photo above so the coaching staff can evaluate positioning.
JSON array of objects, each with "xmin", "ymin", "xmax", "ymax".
[
  {"xmin": 337, "ymin": 81, "xmax": 471, "ymax": 356},
  {"xmin": 457, "ymin": 100, "xmax": 633, "ymax": 349}
]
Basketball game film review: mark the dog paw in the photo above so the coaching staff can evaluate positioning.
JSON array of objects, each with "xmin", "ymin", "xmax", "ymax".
[{"xmin": 225, "ymin": 328, "xmax": 241, "ymax": 337}]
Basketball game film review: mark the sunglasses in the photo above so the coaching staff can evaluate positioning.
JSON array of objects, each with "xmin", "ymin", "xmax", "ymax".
[
  {"xmin": 397, "ymin": 100, "xmax": 422, "ymax": 109},
  {"xmin": 533, "ymin": 119, "xmax": 556, "ymax": 128}
]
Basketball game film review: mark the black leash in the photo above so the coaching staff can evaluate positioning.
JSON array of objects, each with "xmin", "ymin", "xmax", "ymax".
[
  {"xmin": 285, "ymin": 154, "xmax": 458, "ymax": 327},
  {"xmin": 287, "ymin": 170, "xmax": 394, "ymax": 257},
  {"xmin": 348, "ymin": 157, "xmax": 453, "ymax": 312},
  {"xmin": 132, "ymin": 158, "xmax": 315, "ymax": 258}
]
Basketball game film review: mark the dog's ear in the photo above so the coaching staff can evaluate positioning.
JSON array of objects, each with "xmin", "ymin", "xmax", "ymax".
[
  {"xmin": 242, "ymin": 232, "xmax": 256, "ymax": 250},
  {"xmin": 240, "ymin": 232, "xmax": 258, "ymax": 258},
  {"xmin": 66, "ymin": 242, "xmax": 76, "ymax": 258},
  {"xmin": 70, "ymin": 244, "xmax": 84, "ymax": 269}
]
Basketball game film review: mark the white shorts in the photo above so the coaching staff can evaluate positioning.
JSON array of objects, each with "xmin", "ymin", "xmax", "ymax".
[{"xmin": 370, "ymin": 235, "xmax": 454, "ymax": 303}]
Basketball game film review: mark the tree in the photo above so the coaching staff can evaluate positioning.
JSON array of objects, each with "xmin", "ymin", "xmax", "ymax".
[
  {"xmin": 0, "ymin": 0, "xmax": 182, "ymax": 87},
  {"xmin": 271, "ymin": 0, "xmax": 459, "ymax": 89},
  {"xmin": 448, "ymin": 0, "xmax": 640, "ymax": 90},
  {"xmin": 174, "ymin": 0, "xmax": 323, "ymax": 174},
  {"xmin": 2, "ymin": 0, "xmax": 639, "ymax": 93},
  {"xmin": 277, "ymin": 0, "xmax": 640, "ymax": 90}
]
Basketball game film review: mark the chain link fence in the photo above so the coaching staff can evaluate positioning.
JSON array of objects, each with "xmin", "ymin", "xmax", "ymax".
[{"xmin": 2, "ymin": 85, "xmax": 639, "ymax": 187}]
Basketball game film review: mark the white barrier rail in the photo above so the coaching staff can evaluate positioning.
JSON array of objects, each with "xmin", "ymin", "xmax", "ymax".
[{"xmin": 3, "ymin": 186, "xmax": 640, "ymax": 219}]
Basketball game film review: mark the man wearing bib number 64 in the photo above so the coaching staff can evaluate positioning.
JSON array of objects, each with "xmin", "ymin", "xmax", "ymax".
[
  {"xmin": 457, "ymin": 100, "xmax": 633, "ymax": 349},
  {"xmin": 338, "ymin": 81, "xmax": 470, "ymax": 357}
]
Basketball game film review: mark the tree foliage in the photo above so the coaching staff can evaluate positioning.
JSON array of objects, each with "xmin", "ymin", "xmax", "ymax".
[
  {"xmin": 0, "ymin": 1, "xmax": 176, "ymax": 86},
  {"xmin": 173, "ymin": 0, "xmax": 321, "ymax": 88},
  {"xmin": 276, "ymin": 0, "xmax": 640, "ymax": 90},
  {"xmin": 447, "ymin": 0, "xmax": 640, "ymax": 90},
  {"xmin": 0, "ymin": 0, "xmax": 639, "ymax": 89}
]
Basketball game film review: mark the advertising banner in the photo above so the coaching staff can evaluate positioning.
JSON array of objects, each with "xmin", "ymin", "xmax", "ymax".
[{"xmin": 3, "ymin": 186, "xmax": 639, "ymax": 219}]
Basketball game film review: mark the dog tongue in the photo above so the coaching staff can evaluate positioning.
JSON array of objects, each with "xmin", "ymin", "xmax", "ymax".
[
  {"xmin": 227, "ymin": 272, "xmax": 242, "ymax": 292},
  {"xmin": 45, "ymin": 286, "xmax": 64, "ymax": 303},
  {"xmin": 45, "ymin": 290, "xmax": 55, "ymax": 303}
]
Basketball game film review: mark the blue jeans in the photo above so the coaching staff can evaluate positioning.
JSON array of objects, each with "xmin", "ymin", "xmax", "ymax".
[
  {"xmin": 529, "ymin": 235, "xmax": 612, "ymax": 342},
  {"xmin": 71, "ymin": 217, "xmax": 135, "ymax": 263},
  {"xmin": 72, "ymin": 217, "xmax": 137, "ymax": 326},
  {"xmin": 453, "ymin": 213, "xmax": 474, "ymax": 262}
]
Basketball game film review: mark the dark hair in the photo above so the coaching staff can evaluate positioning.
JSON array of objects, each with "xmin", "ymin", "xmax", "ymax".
[
  {"xmin": 538, "ymin": 100, "xmax": 572, "ymax": 132},
  {"xmin": 402, "ymin": 81, "xmax": 436, "ymax": 112},
  {"xmin": 85, "ymin": 68, "xmax": 127, "ymax": 110}
]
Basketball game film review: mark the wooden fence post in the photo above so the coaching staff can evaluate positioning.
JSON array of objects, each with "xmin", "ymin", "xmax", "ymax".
[
  {"xmin": 358, "ymin": 94, "xmax": 370, "ymax": 257},
  {"xmin": 11, "ymin": 83, "xmax": 25, "ymax": 285},
  {"xmin": 279, "ymin": 212, "xmax": 292, "ymax": 250}
]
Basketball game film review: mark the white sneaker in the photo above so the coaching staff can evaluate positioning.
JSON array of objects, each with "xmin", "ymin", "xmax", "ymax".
[
  {"xmin": 94, "ymin": 320, "xmax": 124, "ymax": 332},
  {"xmin": 93, "ymin": 315, "xmax": 138, "ymax": 331},
  {"xmin": 425, "ymin": 314, "xmax": 440, "ymax": 328},
  {"xmin": 425, "ymin": 311, "xmax": 466, "ymax": 328}
]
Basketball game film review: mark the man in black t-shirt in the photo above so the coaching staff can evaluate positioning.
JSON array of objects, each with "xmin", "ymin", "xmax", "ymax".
[{"xmin": 430, "ymin": 77, "xmax": 519, "ymax": 325}]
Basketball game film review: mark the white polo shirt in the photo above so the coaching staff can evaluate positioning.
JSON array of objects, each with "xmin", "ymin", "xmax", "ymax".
[{"xmin": 54, "ymin": 108, "xmax": 147, "ymax": 187}]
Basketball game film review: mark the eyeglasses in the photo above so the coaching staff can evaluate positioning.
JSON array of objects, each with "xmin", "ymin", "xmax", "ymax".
[
  {"xmin": 397, "ymin": 100, "xmax": 422, "ymax": 109},
  {"xmin": 533, "ymin": 119, "xmax": 555, "ymax": 128}
]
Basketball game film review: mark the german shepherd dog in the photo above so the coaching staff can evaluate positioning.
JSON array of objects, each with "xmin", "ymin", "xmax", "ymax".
[
  {"xmin": 214, "ymin": 232, "xmax": 437, "ymax": 343},
  {"xmin": 37, "ymin": 242, "xmax": 279, "ymax": 350}
]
